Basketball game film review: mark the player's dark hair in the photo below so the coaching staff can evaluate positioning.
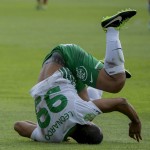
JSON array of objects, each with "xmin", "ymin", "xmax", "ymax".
[{"xmin": 71, "ymin": 124, "xmax": 103, "ymax": 144}]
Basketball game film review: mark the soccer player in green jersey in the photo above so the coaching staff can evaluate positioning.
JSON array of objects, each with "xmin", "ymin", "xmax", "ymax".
[{"xmin": 39, "ymin": 9, "xmax": 136, "ymax": 100}]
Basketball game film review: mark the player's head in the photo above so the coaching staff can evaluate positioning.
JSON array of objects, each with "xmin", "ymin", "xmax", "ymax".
[{"xmin": 71, "ymin": 123, "xmax": 103, "ymax": 144}]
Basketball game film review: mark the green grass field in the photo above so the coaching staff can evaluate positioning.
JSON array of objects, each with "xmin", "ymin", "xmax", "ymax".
[{"xmin": 0, "ymin": 0, "xmax": 150, "ymax": 149}]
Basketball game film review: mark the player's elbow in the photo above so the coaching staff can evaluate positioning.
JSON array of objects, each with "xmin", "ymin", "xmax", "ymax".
[
  {"xmin": 116, "ymin": 98, "xmax": 128, "ymax": 110},
  {"xmin": 120, "ymin": 98, "xmax": 128, "ymax": 105}
]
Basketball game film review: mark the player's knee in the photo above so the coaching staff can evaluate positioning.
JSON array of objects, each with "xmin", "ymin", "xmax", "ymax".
[
  {"xmin": 111, "ymin": 82, "xmax": 125, "ymax": 93},
  {"xmin": 111, "ymin": 76, "xmax": 126, "ymax": 93},
  {"xmin": 98, "ymin": 69, "xmax": 126, "ymax": 93},
  {"xmin": 14, "ymin": 121, "xmax": 24, "ymax": 136},
  {"xmin": 14, "ymin": 121, "xmax": 20, "ymax": 131}
]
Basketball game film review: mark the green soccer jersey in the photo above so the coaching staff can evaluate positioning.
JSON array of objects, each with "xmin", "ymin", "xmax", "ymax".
[{"xmin": 43, "ymin": 44, "xmax": 104, "ymax": 92}]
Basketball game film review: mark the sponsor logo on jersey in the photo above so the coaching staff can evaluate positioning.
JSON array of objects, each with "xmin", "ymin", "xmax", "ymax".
[{"xmin": 84, "ymin": 113, "xmax": 96, "ymax": 121}]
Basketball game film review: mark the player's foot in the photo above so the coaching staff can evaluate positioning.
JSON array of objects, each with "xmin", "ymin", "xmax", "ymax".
[{"xmin": 101, "ymin": 9, "xmax": 137, "ymax": 31}]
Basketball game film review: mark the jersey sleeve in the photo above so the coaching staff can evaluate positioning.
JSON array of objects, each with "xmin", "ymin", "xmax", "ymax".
[{"xmin": 75, "ymin": 79, "xmax": 86, "ymax": 93}]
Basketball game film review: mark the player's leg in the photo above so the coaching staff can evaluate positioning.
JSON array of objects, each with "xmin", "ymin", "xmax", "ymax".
[
  {"xmin": 42, "ymin": 0, "xmax": 48, "ymax": 9},
  {"xmin": 37, "ymin": 0, "xmax": 47, "ymax": 10},
  {"xmin": 43, "ymin": 0, "xmax": 48, "ymax": 5},
  {"xmin": 36, "ymin": 0, "xmax": 42, "ymax": 10},
  {"xmin": 97, "ymin": 9, "xmax": 136, "ymax": 93},
  {"xmin": 97, "ymin": 26, "xmax": 126, "ymax": 93},
  {"xmin": 14, "ymin": 121, "xmax": 36, "ymax": 138}
]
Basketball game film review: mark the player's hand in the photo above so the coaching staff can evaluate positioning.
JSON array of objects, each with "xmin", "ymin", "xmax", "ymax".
[{"xmin": 129, "ymin": 121, "xmax": 142, "ymax": 142}]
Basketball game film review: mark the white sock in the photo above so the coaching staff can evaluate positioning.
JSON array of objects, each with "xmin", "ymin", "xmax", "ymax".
[
  {"xmin": 104, "ymin": 27, "xmax": 125, "ymax": 75},
  {"xmin": 87, "ymin": 87, "xmax": 103, "ymax": 101}
]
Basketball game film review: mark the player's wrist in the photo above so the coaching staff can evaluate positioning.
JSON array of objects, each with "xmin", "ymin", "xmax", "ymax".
[{"xmin": 131, "ymin": 119, "xmax": 141, "ymax": 124}]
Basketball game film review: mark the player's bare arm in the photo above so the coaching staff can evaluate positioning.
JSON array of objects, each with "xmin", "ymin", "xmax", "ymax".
[
  {"xmin": 78, "ymin": 87, "xmax": 90, "ymax": 101},
  {"xmin": 93, "ymin": 98, "xmax": 142, "ymax": 142}
]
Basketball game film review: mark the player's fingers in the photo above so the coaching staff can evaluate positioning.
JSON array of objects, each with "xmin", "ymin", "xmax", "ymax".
[
  {"xmin": 137, "ymin": 133, "xmax": 142, "ymax": 141},
  {"xmin": 133, "ymin": 133, "xmax": 142, "ymax": 142},
  {"xmin": 135, "ymin": 134, "xmax": 139, "ymax": 142},
  {"xmin": 139, "ymin": 134, "xmax": 142, "ymax": 140},
  {"xmin": 129, "ymin": 133, "xmax": 136, "ymax": 140},
  {"xmin": 132, "ymin": 136, "xmax": 136, "ymax": 141}
]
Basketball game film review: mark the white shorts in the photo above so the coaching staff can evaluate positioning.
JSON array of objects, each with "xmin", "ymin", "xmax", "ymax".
[{"xmin": 30, "ymin": 71, "xmax": 102, "ymax": 143}]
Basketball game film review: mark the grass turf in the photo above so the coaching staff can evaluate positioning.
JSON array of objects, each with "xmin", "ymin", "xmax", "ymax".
[{"xmin": 0, "ymin": 0, "xmax": 150, "ymax": 149}]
